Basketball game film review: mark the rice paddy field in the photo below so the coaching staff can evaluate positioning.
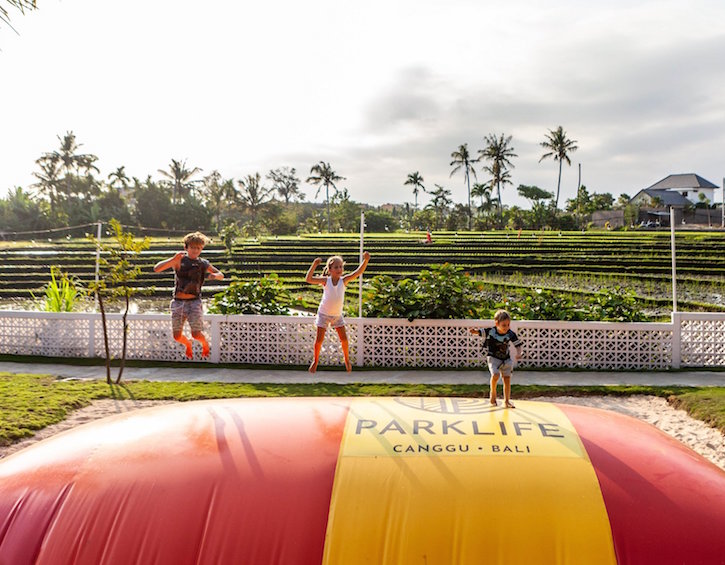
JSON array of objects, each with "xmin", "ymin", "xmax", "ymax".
[{"xmin": 1, "ymin": 230, "xmax": 724, "ymax": 319}]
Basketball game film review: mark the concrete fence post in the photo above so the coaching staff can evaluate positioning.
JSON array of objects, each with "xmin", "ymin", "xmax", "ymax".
[{"xmin": 671, "ymin": 311, "xmax": 682, "ymax": 369}]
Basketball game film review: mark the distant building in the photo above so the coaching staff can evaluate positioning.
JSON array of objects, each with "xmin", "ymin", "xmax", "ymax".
[{"xmin": 630, "ymin": 174, "xmax": 718, "ymax": 207}]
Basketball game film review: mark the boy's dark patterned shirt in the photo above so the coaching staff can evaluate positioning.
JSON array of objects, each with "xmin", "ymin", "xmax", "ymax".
[{"xmin": 477, "ymin": 328, "xmax": 522, "ymax": 360}]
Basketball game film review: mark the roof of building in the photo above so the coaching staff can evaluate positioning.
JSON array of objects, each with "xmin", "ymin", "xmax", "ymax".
[
  {"xmin": 646, "ymin": 174, "xmax": 718, "ymax": 190},
  {"xmin": 631, "ymin": 188, "xmax": 691, "ymax": 207}
]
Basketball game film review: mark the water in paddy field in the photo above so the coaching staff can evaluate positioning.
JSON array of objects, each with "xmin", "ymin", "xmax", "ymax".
[{"xmin": 0, "ymin": 297, "xmax": 172, "ymax": 314}]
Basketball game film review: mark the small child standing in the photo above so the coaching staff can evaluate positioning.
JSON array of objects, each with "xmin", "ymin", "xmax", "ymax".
[
  {"xmin": 305, "ymin": 251, "xmax": 370, "ymax": 373},
  {"xmin": 153, "ymin": 231, "xmax": 223, "ymax": 359},
  {"xmin": 470, "ymin": 309, "xmax": 523, "ymax": 408}
]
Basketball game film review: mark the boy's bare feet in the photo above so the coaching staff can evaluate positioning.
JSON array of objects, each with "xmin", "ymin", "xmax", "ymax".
[
  {"xmin": 184, "ymin": 345, "xmax": 193, "ymax": 359},
  {"xmin": 201, "ymin": 345, "xmax": 210, "ymax": 358},
  {"xmin": 505, "ymin": 401, "xmax": 516, "ymax": 409},
  {"xmin": 308, "ymin": 360, "xmax": 318, "ymax": 373},
  {"xmin": 490, "ymin": 399, "xmax": 498, "ymax": 406},
  {"xmin": 344, "ymin": 360, "xmax": 352, "ymax": 372}
]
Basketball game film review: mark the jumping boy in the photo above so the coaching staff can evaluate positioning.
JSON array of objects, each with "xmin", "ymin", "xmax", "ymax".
[
  {"xmin": 153, "ymin": 231, "xmax": 223, "ymax": 359},
  {"xmin": 470, "ymin": 309, "xmax": 523, "ymax": 408}
]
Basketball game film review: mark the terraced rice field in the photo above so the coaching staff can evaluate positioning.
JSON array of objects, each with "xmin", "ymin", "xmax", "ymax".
[{"xmin": 1, "ymin": 231, "xmax": 724, "ymax": 316}]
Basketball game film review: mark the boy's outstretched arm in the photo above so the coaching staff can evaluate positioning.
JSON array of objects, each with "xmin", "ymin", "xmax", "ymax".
[
  {"xmin": 305, "ymin": 257, "xmax": 324, "ymax": 284},
  {"xmin": 343, "ymin": 251, "xmax": 370, "ymax": 283},
  {"xmin": 153, "ymin": 251, "xmax": 185, "ymax": 273},
  {"xmin": 207, "ymin": 264, "xmax": 224, "ymax": 280}
]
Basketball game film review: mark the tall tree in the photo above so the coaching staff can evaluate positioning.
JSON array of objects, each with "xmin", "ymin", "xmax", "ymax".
[
  {"xmin": 307, "ymin": 161, "xmax": 344, "ymax": 232},
  {"xmin": 107, "ymin": 166, "xmax": 130, "ymax": 193},
  {"xmin": 157, "ymin": 158, "xmax": 202, "ymax": 205},
  {"xmin": 449, "ymin": 144, "xmax": 478, "ymax": 229},
  {"xmin": 471, "ymin": 182, "xmax": 494, "ymax": 213},
  {"xmin": 479, "ymin": 133, "xmax": 517, "ymax": 216},
  {"xmin": 539, "ymin": 126, "xmax": 578, "ymax": 209},
  {"xmin": 425, "ymin": 184, "xmax": 452, "ymax": 229},
  {"xmin": 267, "ymin": 167, "xmax": 303, "ymax": 203},
  {"xmin": 1, "ymin": 0, "xmax": 36, "ymax": 28},
  {"xmin": 201, "ymin": 170, "xmax": 237, "ymax": 229},
  {"xmin": 36, "ymin": 131, "xmax": 99, "ymax": 200},
  {"xmin": 404, "ymin": 171, "xmax": 425, "ymax": 209},
  {"xmin": 237, "ymin": 172, "xmax": 272, "ymax": 228}
]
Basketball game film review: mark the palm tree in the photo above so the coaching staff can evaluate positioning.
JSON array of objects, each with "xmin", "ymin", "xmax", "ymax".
[
  {"xmin": 1, "ymin": 0, "xmax": 36, "ymax": 28},
  {"xmin": 157, "ymin": 159, "xmax": 202, "ymax": 205},
  {"xmin": 478, "ymin": 133, "xmax": 517, "ymax": 216},
  {"xmin": 449, "ymin": 144, "xmax": 478, "ymax": 229},
  {"xmin": 237, "ymin": 172, "xmax": 273, "ymax": 228},
  {"xmin": 306, "ymin": 161, "xmax": 344, "ymax": 232},
  {"xmin": 107, "ymin": 166, "xmax": 130, "ymax": 193},
  {"xmin": 404, "ymin": 171, "xmax": 425, "ymax": 209},
  {"xmin": 425, "ymin": 184, "xmax": 452, "ymax": 229},
  {"xmin": 36, "ymin": 131, "xmax": 99, "ymax": 200},
  {"xmin": 267, "ymin": 167, "xmax": 303, "ymax": 203},
  {"xmin": 539, "ymin": 126, "xmax": 578, "ymax": 209},
  {"xmin": 32, "ymin": 153, "xmax": 61, "ymax": 206},
  {"xmin": 471, "ymin": 182, "xmax": 493, "ymax": 213}
]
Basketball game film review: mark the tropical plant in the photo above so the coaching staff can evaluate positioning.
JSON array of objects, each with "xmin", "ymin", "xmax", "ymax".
[
  {"xmin": 404, "ymin": 171, "xmax": 425, "ymax": 209},
  {"xmin": 200, "ymin": 170, "xmax": 237, "ymax": 229},
  {"xmin": 307, "ymin": 161, "xmax": 344, "ymax": 232},
  {"xmin": 588, "ymin": 287, "xmax": 647, "ymax": 322},
  {"xmin": 425, "ymin": 184, "xmax": 452, "ymax": 229},
  {"xmin": 539, "ymin": 126, "xmax": 578, "ymax": 209},
  {"xmin": 471, "ymin": 182, "xmax": 493, "ymax": 213},
  {"xmin": 267, "ymin": 167, "xmax": 304, "ymax": 203},
  {"xmin": 237, "ymin": 172, "xmax": 272, "ymax": 231},
  {"xmin": 157, "ymin": 158, "xmax": 202, "ymax": 205},
  {"xmin": 35, "ymin": 131, "xmax": 99, "ymax": 202},
  {"xmin": 107, "ymin": 166, "xmax": 130, "ymax": 194},
  {"xmin": 219, "ymin": 221, "xmax": 241, "ymax": 255},
  {"xmin": 449, "ymin": 144, "xmax": 478, "ymax": 229},
  {"xmin": 479, "ymin": 133, "xmax": 517, "ymax": 217},
  {"xmin": 363, "ymin": 263, "xmax": 493, "ymax": 320},
  {"xmin": 34, "ymin": 266, "xmax": 86, "ymax": 312},
  {"xmin": 1, "ymin": 0, "xmax": 35, "ymax": 28},
  {"xmin": 505, "ymin": 288, "xmax": 586, "ymax": 321},
  {"xmin": 87, "ymin": 219, "xmax": 152, "ymax": 384},
  {"xmin": 209, "ymin": 274, "xmax": 292, "ymax": 315}
]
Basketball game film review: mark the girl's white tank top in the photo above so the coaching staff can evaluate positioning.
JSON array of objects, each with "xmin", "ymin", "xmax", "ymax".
[{"xmin": 318, "ymin": 276, "xmax": 346, "ymax": 316}]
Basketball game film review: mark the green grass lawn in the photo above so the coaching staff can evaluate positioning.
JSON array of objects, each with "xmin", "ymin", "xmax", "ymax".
[{"xmin": 2, "ymin": 372, "xmax": 724, "ymax": 447}]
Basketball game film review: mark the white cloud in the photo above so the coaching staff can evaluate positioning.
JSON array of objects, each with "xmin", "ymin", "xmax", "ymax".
[{"xmin": 1, "ymin": 0, "xmax": 724, "ymax": 210}]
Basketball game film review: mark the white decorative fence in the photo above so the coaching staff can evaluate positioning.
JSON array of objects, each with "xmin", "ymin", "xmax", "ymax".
[{"xmin": 1, "ymin": 311, "xmax": 724, "ymax": 370}]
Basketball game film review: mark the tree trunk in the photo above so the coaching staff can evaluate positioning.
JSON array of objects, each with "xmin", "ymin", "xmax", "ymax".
[
  {"xmin": 97, "ymin": 291, "xmax": 112, "ymax": 384},
  {"xmin": 116, "ymin": 292, "xmax": 130, "ymax": 384},
  {"xmin": 555, "ymin": 159, "xmax": 563, "ymax": 209}
]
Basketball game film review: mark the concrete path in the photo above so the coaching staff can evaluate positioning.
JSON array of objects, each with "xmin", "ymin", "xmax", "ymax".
[{"xmin": 1, "ymin": 362, "xmax": 724, "ymax": 386}]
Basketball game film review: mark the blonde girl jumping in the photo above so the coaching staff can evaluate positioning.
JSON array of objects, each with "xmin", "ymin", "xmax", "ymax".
[{"xmin": 305, "ymin": 251, "xmax": 370, "ymax": 372}]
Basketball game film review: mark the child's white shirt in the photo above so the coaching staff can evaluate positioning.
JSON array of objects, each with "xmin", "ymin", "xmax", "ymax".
[{"xmin": 318, "ymin": 277, "xmax": 346, "ymax": 316}]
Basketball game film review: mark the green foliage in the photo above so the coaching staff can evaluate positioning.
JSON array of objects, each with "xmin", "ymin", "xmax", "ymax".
[
  {"xmin": 505, "ymin": 288, "xmax": 586, "ymax": 321},
  {"xmin": 35, "ymin": 266, "xmax": 86, "ymax": 312},
  {"xmin": 588, "ymin": 286, "xmax": 647, "ymax": 322},
  {"xmin": 220, "ymin": 221, "xmax": 241, "ymax": 254},
  {"xmin": 209, "ymin": 273, "xmax": 292, "ymax": 315},
  {"xmin": 363, "ymin": 263, "xmax": 493, "ymax": 320}
]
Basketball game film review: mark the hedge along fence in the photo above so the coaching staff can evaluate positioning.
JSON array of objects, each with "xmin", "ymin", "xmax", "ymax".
[{"xmin": 1, "ymin": 310, "xmax": 723, "ymax": 370}]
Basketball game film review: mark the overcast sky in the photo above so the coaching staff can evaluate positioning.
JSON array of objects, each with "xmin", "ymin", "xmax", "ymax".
[{"xmin": 1, "ymin": 0, "xmax": 724, "ymax": 210}]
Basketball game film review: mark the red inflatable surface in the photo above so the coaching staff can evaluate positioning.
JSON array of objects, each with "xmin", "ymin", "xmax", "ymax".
[{"xmin": 0, "ymin": 397, "xmax": 723, "ymax": 564}]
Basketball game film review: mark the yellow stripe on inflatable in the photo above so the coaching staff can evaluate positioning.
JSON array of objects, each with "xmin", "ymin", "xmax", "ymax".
[{"xmin": 323, "ymin": 398, "xmax": 616, "ymax": 564}]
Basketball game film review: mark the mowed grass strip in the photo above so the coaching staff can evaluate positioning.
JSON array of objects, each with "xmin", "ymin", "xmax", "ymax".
[{"xmin": 2, "ymin": 372, "xmax": 723, "ymax": 447}]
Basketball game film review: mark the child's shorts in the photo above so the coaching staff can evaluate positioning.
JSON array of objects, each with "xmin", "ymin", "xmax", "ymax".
[
  {"xmin": 316, "ymin": 312, "xmax": 345, "ymax": 328},
  {"xmin": 171, "ymin": 298, "xmax": 204, "ymax": 334},
  {"xmin": 488, "ymin": 356, "xmax": 513, "ymax": 377}
]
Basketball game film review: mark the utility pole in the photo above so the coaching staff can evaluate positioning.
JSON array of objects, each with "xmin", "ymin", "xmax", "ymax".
[{"xmin": 670, "ymin": 206, "xmax": 677, "ymax": 312}]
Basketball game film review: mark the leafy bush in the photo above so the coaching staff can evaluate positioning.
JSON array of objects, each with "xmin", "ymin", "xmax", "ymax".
[
  {"xmin": 209, "ymin": 273, "xmax": 292, "ymax": 315},
  {"xmin": 34, "ymin": 266, "xmax": 86, "ymax": 312},
  {"xmin": 363, "ymin": 263, "xmax": 494, "ymax": 320},
  {"xmin": 505, "ymin": 288, "xmax": 586, "ymax": 321},
  {"xmin": 588, "ymin": 286, "xmax": 647, "ymax": 322}
]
